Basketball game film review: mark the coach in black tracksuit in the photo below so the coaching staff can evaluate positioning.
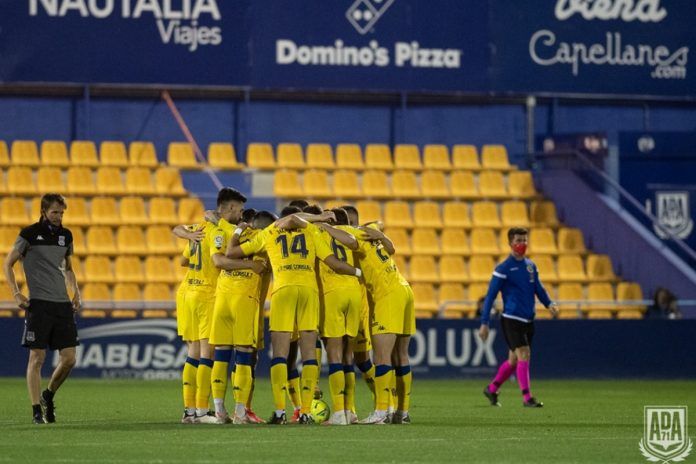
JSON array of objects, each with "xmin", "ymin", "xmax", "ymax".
[{"xmin": 3, "ymin": 193, "xmax": 82, "ymax": 424}]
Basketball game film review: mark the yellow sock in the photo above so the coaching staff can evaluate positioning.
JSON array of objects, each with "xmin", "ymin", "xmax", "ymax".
[
  {"xmin": 389, "ymin": 368, "xmax": 397, "ymax": 411},
  {"xmin": 195, "ymin": 358, "xmax": 213, "ymax": 410},
  {"xmin": 328, "ymin": 364, "xmax": 345, "ymax": 413},
  {"xmin": 270, "ymin": 358, "xmax": 288, "ymax": 411},
  {"xmin": 182, "ymin": 357, "xmax": 198, "ymax": 409},
  {"xmin": 211, "ymin": 351, "xmax": 231, "ymax": 402},
  {"xmin": 233, "ymin": 351, "xmax": 254, "ymax": 408},
  {"xmin": 344, "ymin": 366, "xmax": 356, "ymax": 412},
  {"xmin": 358, "ymin": 359, "xmax": 376, "ymax": 406},
  {"xmin": 300, "ymin": 362, "xmax": 319, "ymax": 414},
  {"xmin": 374, "ymin": 364, "xmax": 392, "ymax": 411},
  {"xmin": 395, "ymin": 366, "xmax": 412, "ymax": 412},
  {"xmin": 287, "ymin": 369, "xmax": 302, "ymax": 409}
]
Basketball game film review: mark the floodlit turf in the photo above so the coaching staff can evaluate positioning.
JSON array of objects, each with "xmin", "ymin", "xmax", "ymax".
[{"xmin": 0, "ymin": 378, "xmax": 694, "ymax": 463}]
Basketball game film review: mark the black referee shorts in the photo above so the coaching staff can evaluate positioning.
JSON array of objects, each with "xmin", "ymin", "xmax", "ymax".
[
  {"xmin": 500, "ymin": 316, "xmax": 534, "ymax": 351},
  {"xmin": 21, "ymin": 299, "xmax": 79, "ymax": 351}
]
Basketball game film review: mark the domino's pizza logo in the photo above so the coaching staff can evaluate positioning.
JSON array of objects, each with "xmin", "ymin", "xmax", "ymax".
[{"xmin": 346, "ymin": 0, "xmax": 395, "ymax": 35}]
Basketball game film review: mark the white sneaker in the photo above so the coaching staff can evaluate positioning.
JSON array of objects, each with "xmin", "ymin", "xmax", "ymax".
[
  {"xmin": 322, "ymin": 411, "xmax": 349, "ymax": 426},
  {"xmin": 233, "ymin": 412, "xmax": 254, "ymax": 425},
  {"xmin": 358, "ymin": 411, "xmax": 389, "ymax": 425},
  {"xmin": 347, "ymin": 410, "xmax": 359, "ymax": 424},
  {"xmin": 194, "ymin": 413, "xmax": 220, "ymax": 424},
  {"xmin": 215, "ymin": 412, "xmax": 232, "ymax": 424},
  {"xmin": 181, "ymin": 410, "xmax": 195, "ymax": 424}
]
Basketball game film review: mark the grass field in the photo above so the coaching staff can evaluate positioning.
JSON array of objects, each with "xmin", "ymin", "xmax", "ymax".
[{"xmin": 0, "ymin": 377, "xmax": 694, "ymax": 463}]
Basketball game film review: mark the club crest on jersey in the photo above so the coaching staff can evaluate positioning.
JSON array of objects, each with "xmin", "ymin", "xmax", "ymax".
[
  {"xmin": 214, "ymin": 235, "xmax": 223, "ymax": 249},
  {"xmin": 527, "ymin": 264, "xmax": 535, "ymax": 282},
  {"xmin": 650, "ymin": 192, "xmax": 693, "ymax": 240},
  {"xmin": 58, "ymin": 235, "xmax": 66, "ymax": 246},
  {"xmin": 640, "ymin": 406, "xmax": 692, "ymax": 463}
]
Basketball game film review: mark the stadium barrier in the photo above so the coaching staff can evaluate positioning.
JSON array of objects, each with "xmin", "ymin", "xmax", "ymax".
[{"xmin": 0, "ymin": 318, "xmax": 693, "ymax": 379}]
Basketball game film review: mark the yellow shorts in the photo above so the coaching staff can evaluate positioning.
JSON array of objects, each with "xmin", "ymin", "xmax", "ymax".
[
  {"xmin": 371, "ymin": 285, "xmax": 416, "ymax": 336},
  {"xmin": 321, "ymin": 288, "xmax": 362, "ymax": 338},
  {"xmin": 209, "ymin": 293, "xmax": 260, "ymax": 348},
  {"xmin": 352, "ymin": 288, "xmax": 373, "ymax": 352},
  {"xmin": 183, "ymin": 291, "xmax": 216, "ymax": 341},
  {"xmin": 270, "ymin": 286, "xmax": 319, "ymax": 333},
  {"xmin": 176, "ymin": 286, "xmax": 188, "ymax": 338}
]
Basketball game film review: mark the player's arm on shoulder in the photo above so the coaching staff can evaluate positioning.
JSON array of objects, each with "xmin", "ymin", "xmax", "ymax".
[
  {"xmin": 317, "ymin": 223, "xmax": 358, "ymax": 251},
  {"xmin": 275, "ymin": 214, "xmax": 309, "ymax": 230},
  {"xmin": 172, "ymin": 224, "xmax": 204, "ymax": 242},
  {"xmin": 323, "ymin": 255, "xmax": 361, "ymax": 277},
  {"xmin": 360, "ymin": 226, "xmax": 395, "ymax": 255},
  {"xmin": 212, "ymin": 252, "xmax": 267, "ymax": 274},
  {"xmin": 226, "ymin": 226, "xmax": 263, "ymax": 259},
  {"xmin": 294, "ymin": 211, "xmax": 336, "ymax": 224}
]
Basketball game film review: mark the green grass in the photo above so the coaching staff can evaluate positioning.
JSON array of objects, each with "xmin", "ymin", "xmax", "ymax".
[{"xmin": 0, "ymin": 377, "xmax": 694, "ymax": 463}]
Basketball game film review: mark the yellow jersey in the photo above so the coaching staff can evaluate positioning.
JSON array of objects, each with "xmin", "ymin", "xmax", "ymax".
[
  {"xmin": 240, "ymin": 222, "xmax": 332, "ymax": 292},
  {"xmin": 356, "ymin": 232, "xmax": 409, "ymax": 300},
  {"xmin": 316, "ymin": 225, "xmax": 361, "ymax": 294},
  {"xmin": 186, "ymin": 221, "xmax": 224, "ymax": 294},
  {"xmin": 215, "ymin": 226, "xmax": 264, "ymax": 299},
  {"xmin": 176, "ymin": 242, "xmax": 192, "ymax": 295}
]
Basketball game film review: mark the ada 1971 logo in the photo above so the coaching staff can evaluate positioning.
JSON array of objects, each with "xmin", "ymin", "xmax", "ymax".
[{"xmin": 640, "ymin": 406, "xmax": 692, "ymax": 463}]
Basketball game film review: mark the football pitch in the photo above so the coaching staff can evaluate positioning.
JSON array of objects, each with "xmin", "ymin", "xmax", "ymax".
[{"xmin": 0, "ymin": 378, "xmax": 693, "ymax": 463}]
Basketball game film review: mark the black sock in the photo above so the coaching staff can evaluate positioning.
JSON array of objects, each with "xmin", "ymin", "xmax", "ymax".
[
  {"xmin": 42, "ymin": 389, "xmax": 54, "ymax": 400},
  {"xmin": 32, "ymin": 404, "xmax": 42, "ymax": 416}
]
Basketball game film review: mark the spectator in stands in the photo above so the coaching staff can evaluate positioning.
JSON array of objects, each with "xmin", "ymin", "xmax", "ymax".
[{"xmin": 646, "ymin": 288, "xmax": 681, "ymax": 320}]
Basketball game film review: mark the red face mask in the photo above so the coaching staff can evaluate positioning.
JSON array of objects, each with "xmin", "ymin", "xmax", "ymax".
[{"xmin": 512, "ymin": 243, "xmax": 527, "ymax": 256}]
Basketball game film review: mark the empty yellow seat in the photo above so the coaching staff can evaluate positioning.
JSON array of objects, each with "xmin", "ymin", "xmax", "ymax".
[
  {"xmin": 129, "ymin": 141, "xmax": 159, "ymax": 167},
  {"xmin": 114, "ymin": 256, "xmax": 144, "ymax": 283},
  {"xmin": 394, "ymin": 145, "xmax": 422, "ymax": 170},
  {"xmin": 391, "ymin": 170, "xmax": 420, "ymax": 198},
  {"xmin": 336, "ymin": 144, "xmax": 364, "ymax": 170},
  {"xmin": 355, "ymin": 200, "xmax": 381, "ymax": 224},
  {"xmin": 303, "ymin": 170, "xmax": 331, "ymax": 198},
  {"xmin": 149, "ymin": 197, "xmax": 177, "ymax": 224},
  {"xmin": 421, "ymin": 170, "xmax": 450, "ymax": 199},
  {"xmin": 423, "ymin": 145, "xmax": 451, "ymax": 170},
  {"xmin": 86, "ymin": 226, "xmax": 116, "ymax": 254},
  {"xmin": 145, "ymin": 256, "xmax": 175, "ymax": 283},
  {"xmin": 411, "ymin": 283, "xmax": 438, "ymax": 313},
  {"xmin": 11, "ymin": 141, "xmax": 40, "ymax": 167},
  {"xmin": 441, "ymin": 228, "xmax": 470, "ymax": 255},
  {"xmin": 586, "ymin": 254, "xmax": 616, "ymax": 281},
  {"xmin": 40, "ymin": 141, "xmax": 70, "ymax": 167},
  {"xmin": 0, "ymin": 141, "xmax": 9, "ymax": 167},
  {"xmin": 617, "ymin": 310, "xmax": 643, "ymax": 319},
  {"xmin": 117, "ymin": 226, "xmax": 147, "ymax": 254},
  {"xmin": 450, "ymin": 171, "xmax": 478, "ymax": 198},
  {"xmin": 468, "ymin": 256, "xmax": 495, "ymax": 282},
  {"xmin": 481, "ymin": 145, "xmax": 511, "ymax": 170},
  {"xmin": 1, "ymin": 198, "xmax": 29, "ymax": 226},
  {"xmin": 409, "ymin": 256, "xmax": 438, "ymax": 282},
  {"xmin": 501, "ymin": 201, "xmax": 530, "ymax": 227},
  {"xmin": 69, "ymin": 256, "xmax": 84, "ymax": 282},
  {"xmin": 362, "ymin": 170, "xmax": 391, "ymax": 198},
  {"xmin": 558, "ymin": 227, "xmax": 586, "ymax": 254},
  {"xmin": 146, "ymin": 226, "xmax": 178, "ymax": 254},
  {"xmin": 6, "ymin": 166, "xmax": 35, "ymax": 195},
  {"xmin": 144, "ymin": 283, "xmax": 172, "ymax": 300},
  {"xmin": 392, "ymin": 254, "xmax": 409, "ymax": 280},
  {"xmin": 62, "ymin": 197, "xmax": 90, "ymax": 227},
  {"xmin": 0, "ymin": 226, "xmax": 20, "ymax": 253},
  {"xmin": 113, "ymin": 283, "xmax": 142, "ymax": 301},
  {"xmin": 90, "ymin": 197, "xmax": 120, "ymax": 225},
  {"xmin": 443, "ymin": 202, "xmax": 471, "ymax": 228},
  {"xmin": 467, "ymin": 282, "xmax": 490, "ymax": 304},
  {"xmin": 332, "ymin": 170, "xmax": 361, "ymax": 198},
  {"xmin": 274, "ymin": 169, "xmax": 302, "ymax": 198},
  {"xmin": 37, "ymin": 167, "xmax": 65, "ymax": 192},
  {"xmin": 470, "ymin": 229, "xmax": 500, "ymax": 255},
  {"xmin": 587, "ymin": 310, "xmax": 612, "ymax": 319},
  {"xmin": 178, "ymin": 198, "xmax": 204, "ymax": 224},
  {"xmin": 557, "ymin": 283, "xmax": 583, "ymax": 313},
  {"xmin": 440, "ymin": 256, "xmax": 467, "ymax": 282},
  {"xmin": 365, "ymin": 144, "xmax": 393, "ymax": 170},
  {"xmin": 557, "ymin": 255, "xmax": 586, "ymax": 281},
  {"xmin": 69, "ymin": 141, "xmax": 100, "ymax": 167},
  {"xmin": 508, "ymin": 171, "xmax": 536, "ymax": 198},
  {"xmin": 617, "ymin": 282, "xmax": 643, "ymax": 302},
  {"xmin": 83, "ymin": 256, "xmax": 114, "ymax": 283},
  {"xmin": 383, "ymin": 228, "xmax": 411, "ymax": 255},
  {"xmin": 208, "ymin": 143, "xmax": 243, "ymax": 169},
  {"xmin": 167, "ymin": 142, "xmax": 200, "ymax": 169},
  {"xmin": 413, "ymin": 201, "xmax": 442, "ymax": 228},
  {"xmin": 586, "ymin": 283, "xmax": 615, "ymax": 313},
  {"xmin": 120, "ymin": 197, "xmax": 148, "ymax": 225},
  {"xmin": 411, "ymin": 229, "xmax": 440, "ymax": 255},
  {"xmin": 439, "ymin": 283, "xmax": 470, "ymax": 316},
  {"xmin": 71, "ymin": 227, "xmax": 86, "ymax": 255},
  {"xmin": 111, "ymin": 309, "xmax": 138, "ymax": 318},
  {"xmin": 305, "ymin": 144, "xmax": 334, "ymax": 169},
  {"xmin": 471, "ymin": 201, "xmax": 501, "ymax": 228},
  {"xmin": 66, "ymin": 167, "xmax": 96, "ymax": 195},
  {"xmin": 82, "ymin": 283, "xmax": 111, "ymax": 301},
  {"xmin": 99, "ymin": 141, "xmax": 128, "ymax": 167},
  {"xmin": 530, "ymin": 201, "xmax": 559, "ymax": 227},
  {"xmin": 96, "ymin": 167, "xmax": 125, "ymax": 195},
  {"xmin": 246, "ymin": 143, "xmax": 275, "ymax": 169},
  {"xmin": 533, "ymin": 255, "xmax": 558, "ymax": 284},
  {"xmin": 154, "ymin": 167, "xmax": 185, "ymax": 195},
  {"xmin": 452, "ymin": 145, "xmax": 480, "ymax": 170},
  {"xmin": 528, "ymin": 228, "xmax": 557, "ymax": 255},
  {"xmin": 478, "ymin": 171, "xmax": 507, "ymax": 198},
  {"xmin": 384, "ymin": 201, "xmax": 413, "ymax": 228},
  {"xmin": 276, "ymin": 143, "xmax": 305, "ymax": 169},
  {"xmin": 126, "ymin": 167, "xmax": 155, "ymax": 195}
]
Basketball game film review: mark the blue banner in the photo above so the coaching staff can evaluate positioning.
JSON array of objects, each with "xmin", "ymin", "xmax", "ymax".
[{"xmin": 1, "ymin": 318, "xmax": 694, "ymax": 379}]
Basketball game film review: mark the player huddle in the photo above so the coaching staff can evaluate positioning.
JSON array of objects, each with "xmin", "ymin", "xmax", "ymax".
[{"xmin": 174, "ymin": 188, "xmax": 415, "ymax": 426}]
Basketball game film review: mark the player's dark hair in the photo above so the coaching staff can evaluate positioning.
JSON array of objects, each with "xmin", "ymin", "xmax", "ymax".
[
  {"xmin": 40, "ymin": 193, "xmax": 67, "ymax": 218},
  {"xmin": 280, "ymin": 206, "xmax": 302, "ymax": 218},
  {"xmin": 332, "ymin": 208, "xmax": 349, "ymax": 226},
  {"xmin": 507, "ymin": 227, "xmax": 529, "ymax": 243},
  {"xmin": 303, "ymin": 204, "xmax": 323, "ymax": 215},
  {"xmin": 217, "ymin": 187, "xmax": 247, "ymax": 206},
  {"xmin": 340, "ymin": 204, "xmax": 359, "ymax": 225},
  {"xmin": 241, "ymin": 208, "xmax": 257, "ymax": 223},
  {"xmin": 288, "ymin": 199, "xmax": 310, "ymax": 209},
  {"xmin": 253, "ymin": 210, "xmax": 278, "ymax": 229}
]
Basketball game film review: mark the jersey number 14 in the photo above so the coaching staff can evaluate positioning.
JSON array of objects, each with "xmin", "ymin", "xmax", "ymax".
[{"xmin": 276, "ymin": 234, "xmax": 309, "ymax": 259}]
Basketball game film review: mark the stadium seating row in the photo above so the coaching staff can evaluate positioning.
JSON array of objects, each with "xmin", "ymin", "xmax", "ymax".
[
  {"xmin": 273, "ymin": 169, "xmax": 536, "ymax": 199},
  {"xmin": 0, "ymin": 166, "xmax": 186, "ymax": 196}
]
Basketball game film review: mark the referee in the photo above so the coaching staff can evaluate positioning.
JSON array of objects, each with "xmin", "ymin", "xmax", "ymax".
[{"xmin": 3, "ymin": 193, "xmax": 82, "ymax": 424}]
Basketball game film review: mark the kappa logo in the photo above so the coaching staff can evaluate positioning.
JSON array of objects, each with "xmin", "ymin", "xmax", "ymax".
[
  {"xmin": 346, "ymin": 0, "xmax": 395, "ymax": 35},
  {"xmin": 36, "ymin": 235, "xmax": 44, "ymax": 241},
  {"xmin": 640, "ymin": 406, "xmax": 692, "ymax": 463},
  {"xmin": 647, "ymin": 191, "xmax": 694, "ymax": 240}
]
